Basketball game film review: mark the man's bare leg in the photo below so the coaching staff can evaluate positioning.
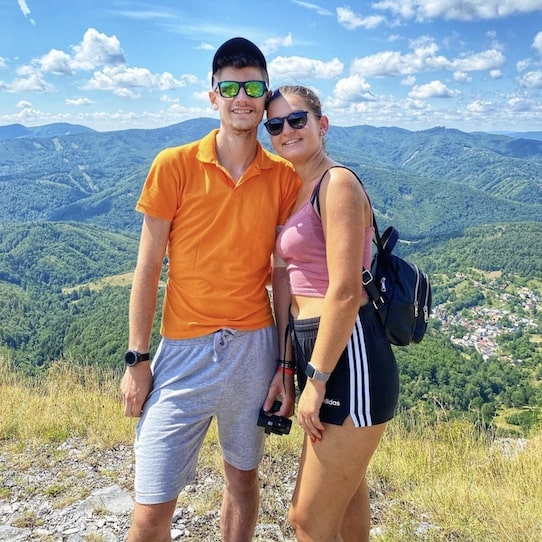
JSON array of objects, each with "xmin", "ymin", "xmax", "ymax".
[
  {"xmin": 221, "ymin": 461, "xmax": 260, "ymax": 542},
  {"xmin": 127, "ymin": 499, "xmax": 177, "ymax": 542}
]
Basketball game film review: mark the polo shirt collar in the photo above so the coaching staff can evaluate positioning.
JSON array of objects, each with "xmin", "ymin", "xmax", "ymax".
[{"xmin": 197, "ymin": 129, "xmax": 276, "ymax": 173}]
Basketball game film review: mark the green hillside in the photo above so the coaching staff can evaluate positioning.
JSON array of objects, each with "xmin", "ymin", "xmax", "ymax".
[{"xmin": 0, "ymin": 222, "xmax": 141, "ymax": 369}]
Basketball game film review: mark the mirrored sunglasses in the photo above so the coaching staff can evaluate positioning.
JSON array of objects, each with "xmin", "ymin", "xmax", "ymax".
[
  {"xmin": 264, "ymin": 111, "xmax": 309, "ymax": 136},
  {"xmin": 215, "ymin": 80, "xmax": 268, "ymax": 98}
]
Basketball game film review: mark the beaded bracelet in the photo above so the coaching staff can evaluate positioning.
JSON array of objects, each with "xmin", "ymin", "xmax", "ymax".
[{"xmin": 276, "ymin": 359, "xmax": 295, "ymax": 370}]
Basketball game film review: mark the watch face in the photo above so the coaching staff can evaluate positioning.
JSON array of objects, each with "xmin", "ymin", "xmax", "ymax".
[{"xmin": 125, "ymin": 350, "xmax": 138, "ymax": 366}]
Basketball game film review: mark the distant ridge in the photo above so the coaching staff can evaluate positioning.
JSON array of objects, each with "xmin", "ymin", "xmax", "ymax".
[
  {"xmin": 2, "ymin": 121, "xmax": 542, "ymax": 143},
  {"xmin": 0, "ymin": 122, "xmax": 96, "ymax": 140},
  {"xmin": 488, "ymin": 130, "xmax": 542, "ymax": 142}
]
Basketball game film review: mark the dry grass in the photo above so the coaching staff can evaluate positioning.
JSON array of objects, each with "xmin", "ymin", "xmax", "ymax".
[
  {"xmin": 0, "ymin": 358, "xmax": 135, "ymax": 446},
  {"xmin": 1, "ymin": 358, "xmax": 541, "ymax": 541},
  {"xmin": 370, "ymin": 418, "xmax": 542, "ymax": 541}
]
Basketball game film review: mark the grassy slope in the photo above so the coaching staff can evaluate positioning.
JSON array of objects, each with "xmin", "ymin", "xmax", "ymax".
[{"xmin": 1, "ymin": 359, "xmax": 540, "ymax": 541}]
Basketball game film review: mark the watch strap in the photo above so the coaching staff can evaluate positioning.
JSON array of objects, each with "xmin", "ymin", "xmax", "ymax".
[{"xmin": 305, "ymin": 362, "xmax": 331, "ymax": 382}]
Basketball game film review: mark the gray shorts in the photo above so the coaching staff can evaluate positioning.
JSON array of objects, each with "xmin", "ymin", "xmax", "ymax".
[{"xmin": 134, "ymin": 326, "xmax": 277, "ymax": 505}]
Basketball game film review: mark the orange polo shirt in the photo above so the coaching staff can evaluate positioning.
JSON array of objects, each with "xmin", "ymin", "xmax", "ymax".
[{"xmin": 136, "ymin": 129, "xmax": 299, "ymax": 339}]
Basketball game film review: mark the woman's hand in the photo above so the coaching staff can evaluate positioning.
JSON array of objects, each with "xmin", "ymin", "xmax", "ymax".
[{"xmin": 297, "ymin": 379, "xmax": 326, "ymax": 441}]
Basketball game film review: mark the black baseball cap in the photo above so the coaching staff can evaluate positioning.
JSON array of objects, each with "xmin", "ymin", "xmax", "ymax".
[{"xmin": 212, "ymin": 37, "xmax": 268, "ymax": 84}]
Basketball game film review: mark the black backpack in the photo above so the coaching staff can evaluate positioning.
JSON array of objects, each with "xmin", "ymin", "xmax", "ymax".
[
  {"xmin": 363, "ymin": 221, "xmax": 432, "ymax": 346},
  {"xmin": 311, "ymin": 166, "xmax": 432, "ymax": 346}
]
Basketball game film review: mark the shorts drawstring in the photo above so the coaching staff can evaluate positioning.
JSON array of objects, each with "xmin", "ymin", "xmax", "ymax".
[{"xmin": 212, "ymin": 328, "xmax": 235, "ymax": 362}]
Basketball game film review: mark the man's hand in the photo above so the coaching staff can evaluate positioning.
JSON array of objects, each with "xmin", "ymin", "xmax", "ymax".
[
  {"xmin": 263, "ymin": 369, "xmax": 295, "ymax": 418},
  {"xmin": 120, "ymin": 363, "xmax": 153, "ymax": 417}
]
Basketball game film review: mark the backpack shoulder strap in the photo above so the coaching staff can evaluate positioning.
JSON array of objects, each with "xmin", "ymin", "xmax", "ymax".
[
  {"xmin": 310, "ymin": 166, "xmax": 373, "ymax": 222},
  {"xmin": 309, "ymin": 169, "xmax": 329, "ymax": 217}
]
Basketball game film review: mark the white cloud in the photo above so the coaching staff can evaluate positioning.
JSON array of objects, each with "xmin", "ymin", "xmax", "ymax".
[
  {"xmin": 372, "ymin": 0, "xmax": 542, "ymax": 22},
  {"xmin": 0, "ymin": 57, "xmax": 7, "ymax": 69},
  {"xmin": 292, "ymin": 1, "xmax": 333, "ymax": 16},
  {"xmin": 70, "ymin": 29, "xmax": 126, "ymax": 71},
  {"xmin": 351, "ymin": 45, "xmax": 449, "ymax": 77},
  {"xmin": 113, "ymin": 88, "xmax": 140, "ymax": 99},
  {"xmin": 516, "ymin": 58, "xmax": 531, "ymax": 72},
  {"xmin": 33, "ymin": 29, "xmax": 125, "ymax": 76},
  {"xmin": 198, "ymin": 42, "xmax": 215, "ymax": 51},
  {"xmin": 86, "ymin": 65, "xmax": 186, "ymax": 92},
  {"xmin": 327, "ymin": 74, "xmax": 375, "ymax": 107},
  {"xmin": 351, "ymin": 40, "xmax": 504, "ymax": 77},
  {"xmin": 453, "ymin": 71, "xmax": 471, "ymax": 83},
  {"xmin": 194, "ymin": 89, "xmax": 212, "ymax": 102},
  {"xmin": 451, "ymin": 49, "xmax": 505, "ymax": 71},
  {"xmin": 489, "ymin": 69, "xmax": 502, "ymax": 79},
  {"xmin": 519, "ymin": 70, "xmax": 542, "ymax": 88},
  {"xmin": 38, "ymin": 49, "xmax": 74, "ymax": 75},
  {"xmin": 401, "ymin": 75, "xmax": 416, "ymax": 86},
  {"xmin": 336, "ymin": 6, "xmax": 386, "ymax": 30},
  {"xmin": 506, "ymin": 95, "xmax": 535, "ymax": 112},
  {"xmin": 17, "ymin": 0, "xmax": 30, "ymax": 16},
  {"xmin": 17, "ymin": 0, "xmax": 35, "ymax": 24},
  {"xmin": 66, "ymin": 97, "xmax": 94, "ymax": 106},
  {"xmin": 408, "ymin": 80, "xmax": 460, "ymax": 99},
  {"xmin": 270, "ymin": 56, "xmax": 344, "ymax": 80},
  {"xmin": 160, "ymin": 94, "xmax": 180, "ymax": 103},
  {"xmin": 261, "ymin": 34, "xmax": 293, "ymax": 55},
  {"xmin": 5, "ymin": 73, "xmax": 55, "ymax": 93},
  {"xmin": 533, "ymin": 32, "xmax": 542, "ymax": 55},
  {"xmin": 16, "ymin": 100, "xmax": 32, "ymax": 109},
  {"xmin": 113, "ymin": 8, "xmax": 174, "ymax": 21},
  {"xmin": 466, "ymin": 100, "xmax": 496, "ymax": 113}
]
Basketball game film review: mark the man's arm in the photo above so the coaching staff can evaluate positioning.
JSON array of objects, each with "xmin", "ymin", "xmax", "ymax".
[
  {"xmin": 120, "ymin": 215, "xmax": 171, "ymax": 417},
  {"xmin": 264, "ymin": 256, "xmax": 295, "ymax": 418}
]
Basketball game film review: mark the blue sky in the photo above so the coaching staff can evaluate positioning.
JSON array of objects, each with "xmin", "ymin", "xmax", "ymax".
[{"xmin": 1, "ymin": 0, "xmax": 542, "ymax": 133}]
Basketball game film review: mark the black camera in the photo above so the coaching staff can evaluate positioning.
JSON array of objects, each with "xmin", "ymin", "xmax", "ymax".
[{"xmin": 257, "ymin": 400, "xmax": 292, "ymax": 435}]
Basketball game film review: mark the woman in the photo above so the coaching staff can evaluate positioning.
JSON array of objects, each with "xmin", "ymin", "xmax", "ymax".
[{"xmin": 265, "ymin": 85, "xmax": 399, "ymax": 542}]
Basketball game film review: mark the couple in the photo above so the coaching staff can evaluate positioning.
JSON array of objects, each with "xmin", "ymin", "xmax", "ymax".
[{"xmin": 120, "ymin": 37, "xmax": 399, "ymax": 542}]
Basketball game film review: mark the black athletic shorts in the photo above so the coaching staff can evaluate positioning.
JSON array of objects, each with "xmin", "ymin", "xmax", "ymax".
[{"xmin": 291, "ymin": 303, "xmax": 399, "ymax": 427}]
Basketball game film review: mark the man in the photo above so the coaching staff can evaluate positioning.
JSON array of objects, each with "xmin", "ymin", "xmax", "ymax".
[{"xmin": 120, "ymin": 37, "xmax": 299, "ymax": 542}]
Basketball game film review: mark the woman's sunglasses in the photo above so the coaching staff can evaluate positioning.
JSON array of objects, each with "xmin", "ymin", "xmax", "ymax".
[
  {"xmin": 215, "ymin": 80, "xmax": 268, "ymax": 99},
  {"xmin": 264, "ymin": 111, "xmax": 309, "ymax": 136}
]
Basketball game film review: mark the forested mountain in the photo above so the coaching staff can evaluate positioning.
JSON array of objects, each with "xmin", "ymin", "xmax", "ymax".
[
  {"xmin": 0, "ymin": 120, "xmax": 541, "ymax": 433},
  {"xmin": 1, "ymin": 120, "xmax": 541, "ymax": 237},
  {"xmin": 0, "ymin": 222, "xmax": 138, "ymax": 288},
  {"xmin": 0, "ymin": 122, "xmax": 96, "ymax": 140}
]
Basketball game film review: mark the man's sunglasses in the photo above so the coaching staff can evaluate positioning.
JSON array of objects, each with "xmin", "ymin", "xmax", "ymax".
[
  {"xmin": 214, "ymin": 80, "xmax": 268, "ymax": 99},
  {"xmin": 264, "ymin": 111, "xmax": 309, "ymax": 136}
]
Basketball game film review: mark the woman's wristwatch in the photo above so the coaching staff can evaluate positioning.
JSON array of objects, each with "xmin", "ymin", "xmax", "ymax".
[{"xmin": 305, "ymin": 362, "xmax": 331, "ymax": 382}]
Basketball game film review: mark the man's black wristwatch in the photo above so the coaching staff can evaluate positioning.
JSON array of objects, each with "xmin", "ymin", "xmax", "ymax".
[
  {"xmin": 124, "ymin": 350, "xmax": 150, "ymax": 367},
  {"xmin": 305, "ymin": 362, "xmax": 331, "ymax": 382}
]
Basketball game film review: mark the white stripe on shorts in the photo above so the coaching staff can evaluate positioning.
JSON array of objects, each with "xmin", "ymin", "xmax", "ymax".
[{"xmin": 347, "ymin": 314, "xmax": 372, "ymax": 427}]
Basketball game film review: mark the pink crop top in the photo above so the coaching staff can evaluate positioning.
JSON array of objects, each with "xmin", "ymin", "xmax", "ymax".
[{"xmin": 276, "ymin": 197, "xmax": 374, "ymax": 297}]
